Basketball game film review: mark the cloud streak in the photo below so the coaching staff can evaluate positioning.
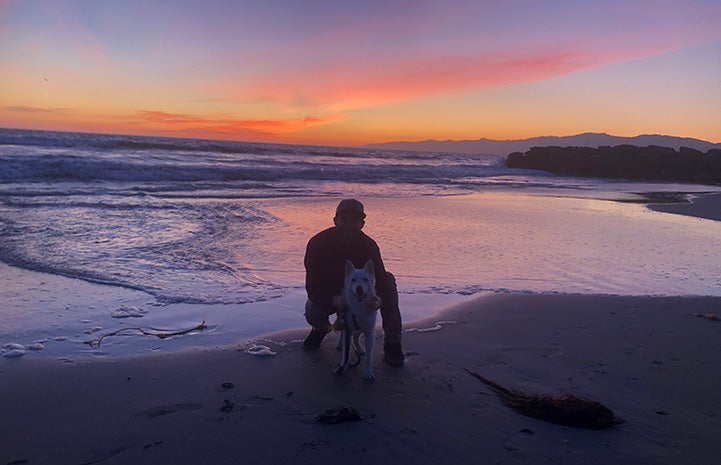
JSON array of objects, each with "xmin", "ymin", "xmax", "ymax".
[
  {"xmin": 211, "ymin": 1, "xmax": 721, "ymax": 115},
  {"xmin": 234, "ymin": 46, "xmax": 659, "ymax": 111},
  {"xmin": 137, "ymin": 111, "xmax": 344, "ymax": 137},
  {"xmin": 5, "ymin": 105, "xmax": 65, "ymax": 113}
]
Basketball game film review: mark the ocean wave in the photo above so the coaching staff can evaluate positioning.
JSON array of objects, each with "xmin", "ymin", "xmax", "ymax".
[
  {"xmin": 0, "ymin": 128, "xmax": 268, "ymax": 156},
  {"xmin": 1, "ymin": 128, "xmax": 505, "ymax": 163},
  {"xmin": 0, "ymin": 129, "xmax": 567, "ymax": 306},
  {"xmin": 0, "ymin": 151, "xmax": 509, "ymax": 185},
  {"xmin": 0, "ymin": 129, "xmax": 511, "ymax": 193},
  {"xmin": 0, "ymin": 199, "xmax": 286, "ymax": 305}
]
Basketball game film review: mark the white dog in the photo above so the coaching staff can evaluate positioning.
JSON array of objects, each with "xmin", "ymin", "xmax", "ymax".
[{"xmin": 334, "ymin": 259, "xmax": 381, "ymax": 380}]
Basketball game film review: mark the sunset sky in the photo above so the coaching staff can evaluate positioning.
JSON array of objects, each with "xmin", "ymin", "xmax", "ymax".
[{"xmin": 1, "ymin": 0, "xmax": 720, "ymax": 146}]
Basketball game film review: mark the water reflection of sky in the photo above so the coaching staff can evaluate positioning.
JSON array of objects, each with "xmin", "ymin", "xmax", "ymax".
[{"xmin": 263, "ymin": 191, "xmax": 721, "ymax": 297}]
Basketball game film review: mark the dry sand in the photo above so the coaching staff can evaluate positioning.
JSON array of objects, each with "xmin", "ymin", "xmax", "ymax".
[
  {"xmin": 2, "ymin": 293, "xmax": 720, "ymax": 465},
  {"xmin": 2, "ymin": 192, "xmax": 720, "ymax": 465}
]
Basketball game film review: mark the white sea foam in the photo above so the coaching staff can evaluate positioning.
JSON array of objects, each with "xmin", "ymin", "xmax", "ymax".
[
  {"xmin": 3, "ymin": 349, "xmax": 26, "ymax": 358},
  {"xmin": 245, "ymin": 345, "xmax": 277, "ymax": 356},
  {"xmin": 406, "ymin": 321, "xmax": 457, "ymax": 333},
  {"xmin": 3, "ymin": 342, "xmax": 28, "ymax": 357},
  {"xmin": 3, "ymin": 342, "xmax": 26, "ymax": 351},
  {"xmin": 111, "ymin": 305, "xmax": 148, "ymax": 318}
]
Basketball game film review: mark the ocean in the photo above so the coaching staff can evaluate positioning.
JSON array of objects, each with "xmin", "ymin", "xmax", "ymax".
[{"xmin": 2, "ymin": 128, "xmax": 720, "ymax": 357}]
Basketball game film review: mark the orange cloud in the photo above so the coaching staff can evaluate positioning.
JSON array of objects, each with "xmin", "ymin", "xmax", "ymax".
[
  {"xmin": 0, "ymin": 106, "xmax": 344, "ymax": 142},
  {"xmin": 137, "ymin": 110, "xmax": 344, "ymax": 136}
]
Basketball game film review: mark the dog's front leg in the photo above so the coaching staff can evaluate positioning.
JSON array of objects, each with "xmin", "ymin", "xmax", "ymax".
[
  {"xmin": 363, "ymin": 328, "xmax": 375, "ymax": 380},
  {"xmin": 363, "ymin": 318, "xmax": 376, "ymax": 381}
]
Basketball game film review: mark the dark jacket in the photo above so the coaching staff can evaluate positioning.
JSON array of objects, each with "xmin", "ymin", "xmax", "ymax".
[{"xmin": 304, "ymin": 226, "xmax": 388, "ymax": 310}]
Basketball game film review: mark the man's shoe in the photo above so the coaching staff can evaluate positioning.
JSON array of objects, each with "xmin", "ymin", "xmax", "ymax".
[
  {"xmin": 302, "ymin": 329, "xmax": 326, "ymax": 350},
  {"xmin": 383, "ymin": 342, "xmax": 405, "ymax": 367}
]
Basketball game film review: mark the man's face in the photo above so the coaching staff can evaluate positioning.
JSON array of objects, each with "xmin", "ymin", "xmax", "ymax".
[{"xmin": 334, "ymin": 212, "xmax": 364, "ymax": 244}]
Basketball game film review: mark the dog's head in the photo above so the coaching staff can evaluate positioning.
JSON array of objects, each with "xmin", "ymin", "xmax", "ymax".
[{"xmin": 344, "ymin": 259, "xmax": 376, "ymax": 304}]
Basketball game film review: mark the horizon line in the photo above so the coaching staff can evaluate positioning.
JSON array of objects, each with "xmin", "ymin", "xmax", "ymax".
[{"xmin": 1, "ymin": 126, "xmax": 719, "ymax": 148}]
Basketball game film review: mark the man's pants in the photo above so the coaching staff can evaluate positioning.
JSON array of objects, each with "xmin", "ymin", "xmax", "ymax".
[{"xmin": 304, "ymin": 271, "xmax": 402, "ymax": 344}]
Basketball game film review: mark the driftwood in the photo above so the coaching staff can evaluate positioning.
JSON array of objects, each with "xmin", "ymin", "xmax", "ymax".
[
  {"xmin": 464, "ymin": 368, "xmax": 623, "ymax": 429},
  {"xmin": 85, "ymin": 321, "xmax": 208, "ymax": 348}
]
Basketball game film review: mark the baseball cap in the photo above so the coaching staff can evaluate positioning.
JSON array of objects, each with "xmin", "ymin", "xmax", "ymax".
[{"xmin": 335, "ymin": 198, "xmax": 366, "ymax": 218}]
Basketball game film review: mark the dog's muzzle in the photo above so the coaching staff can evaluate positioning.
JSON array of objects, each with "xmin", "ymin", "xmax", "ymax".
[{"xmin": 353, "ymin": 286, "xmax": 367, "ymax": 302}]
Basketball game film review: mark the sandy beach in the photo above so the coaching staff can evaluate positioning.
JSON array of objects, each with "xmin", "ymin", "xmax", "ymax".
[
  {"xmin": 1, "ymin": 193, "xmax": 720, "ymax": 465},
  {"xmin": 1, "ymin": 291, "xmax": 720, "ymax": 465}
]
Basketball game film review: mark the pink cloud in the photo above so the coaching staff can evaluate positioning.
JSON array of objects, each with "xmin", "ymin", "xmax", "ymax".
[
  {"xmin": 234, "ymin": 47, "xmax": 652, "ymax": 111},
  {"xmin": 219, "ymin": 0, "xmax": 721, "ymax": 113}
]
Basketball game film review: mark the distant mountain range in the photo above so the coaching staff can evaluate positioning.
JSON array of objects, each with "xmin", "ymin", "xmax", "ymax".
[{"xmin": 363, "ymin": 133, "xmax": 721, "ymax": 155}]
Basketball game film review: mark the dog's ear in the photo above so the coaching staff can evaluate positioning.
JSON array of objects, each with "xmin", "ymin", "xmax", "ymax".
[
  {"xmin": 363, "ymin": 259, "xmax": 374, "ymax": 276},
  {"xmin": 345, "ymin": 259, "xmax": 354, "ymax": 276}
]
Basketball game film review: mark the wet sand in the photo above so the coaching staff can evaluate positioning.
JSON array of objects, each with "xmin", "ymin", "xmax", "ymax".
[{"xmin": 647, "ymin": 192, "xmax": 721, "ymax": 221}]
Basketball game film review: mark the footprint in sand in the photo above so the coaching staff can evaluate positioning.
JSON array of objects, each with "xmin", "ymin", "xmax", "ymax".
[
  {"xmin": 79, "ymin": 442, "xmax": 134, "ymax": 465},
  {"xmin": 135, "ymin": 403, "xmax": 202, "ymax": 419},
  {"xmin": 503, "ymin": 428, "xmax": 535, "ymax": 452}
]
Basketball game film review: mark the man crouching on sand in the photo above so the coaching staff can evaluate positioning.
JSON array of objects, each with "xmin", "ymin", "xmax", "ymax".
[{"xmin": 302, "ymin": 198, "xmax": 405, "ymax": 367}]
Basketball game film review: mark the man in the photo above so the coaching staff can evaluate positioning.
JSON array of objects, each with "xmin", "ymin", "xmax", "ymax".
[{"xmin": 302, "ymin": 198, "xmax": 404, "ymax": 367}]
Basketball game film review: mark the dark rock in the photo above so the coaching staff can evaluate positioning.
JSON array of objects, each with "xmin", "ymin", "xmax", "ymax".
[
  {"xmin": 315, "ymin": 406, "xmax": 363, "ymax": 424},
  {"xmin": 505, "ymin": 145, "xmax": 721, "ymax": 185},
  {"xmin": 220, "ymin": 399, "xmax": 235, "ymax": 413}
]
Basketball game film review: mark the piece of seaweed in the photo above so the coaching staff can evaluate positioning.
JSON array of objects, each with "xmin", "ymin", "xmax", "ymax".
[
  {"xmin": 464, "ymin": 368, "xmax": 623, "ymax": 429},
  {"xmin": 84, "ymin": 321, "xmax": 208, "ymax": 348}
]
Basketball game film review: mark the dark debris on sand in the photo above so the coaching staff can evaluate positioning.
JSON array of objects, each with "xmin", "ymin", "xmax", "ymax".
[
  {"xmin": 464, "ymin": 368, "xmax": 624, "ymax": 429},
  {"xmin": 315, "ymin": 406, "xmax": 363, "ymax": 424}
]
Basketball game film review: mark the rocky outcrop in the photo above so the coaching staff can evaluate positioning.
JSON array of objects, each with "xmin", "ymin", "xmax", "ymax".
[
  {"xmin": 505, "ymin": 145, "xmax": 721, "ymax": 185},
  {"xmin": 364, "ymin": 133, "xmax": 721, "ymax": 155}
]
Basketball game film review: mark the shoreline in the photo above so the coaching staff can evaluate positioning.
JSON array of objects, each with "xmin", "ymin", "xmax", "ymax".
[
  {"xmin": 2, "ymin": 187, "xmax": 721, "ymax": 360},
  {"xmin": 0, "ymin": 261, "xmax": 471, "ymax": 360},
  {"xmin": 2, "ymin": 292, "xmax": 720, "ymax": 464}
]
